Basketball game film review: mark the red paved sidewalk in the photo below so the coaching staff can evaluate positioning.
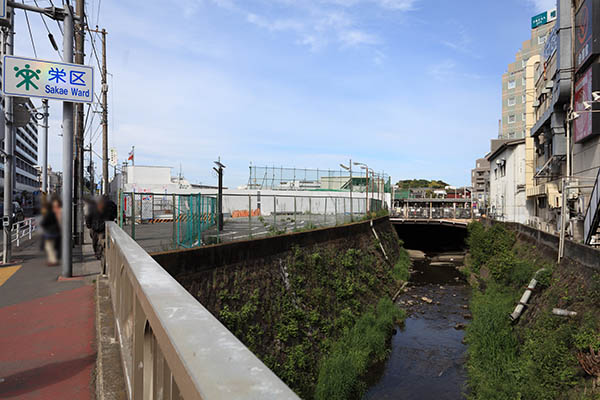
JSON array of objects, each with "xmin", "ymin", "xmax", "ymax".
[{"xmin": 0, "ymin": 285, "xmax": 96, "ymax": 399}]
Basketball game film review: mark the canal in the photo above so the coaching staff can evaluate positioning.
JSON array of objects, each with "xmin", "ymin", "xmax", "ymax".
[{"xmin": 364, "ymin": 223, "xmax": 470, "ymax": 400}]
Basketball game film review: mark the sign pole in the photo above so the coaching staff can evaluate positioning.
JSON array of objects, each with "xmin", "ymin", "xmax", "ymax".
[
  {"xmin": 41, "ymin": 99, "xmax": 48, "ymax": 193},
  {"xmin": 62, "ymin": 6, "xmax": 74, "ymax": 277},
  {"xmin": 2, "ymin": 7, "xmax": 13, "ymax": 264}
]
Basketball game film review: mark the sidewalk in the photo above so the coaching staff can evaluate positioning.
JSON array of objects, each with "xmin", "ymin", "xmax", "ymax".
[{"xmin": 0, "ymin": 232, "xmax": 101, "ymax": 399}]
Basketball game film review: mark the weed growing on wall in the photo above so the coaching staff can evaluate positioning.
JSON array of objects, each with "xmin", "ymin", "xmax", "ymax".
[{"xmin": 199, "ymin": 220, "xmax": 410, "ymax": 398}]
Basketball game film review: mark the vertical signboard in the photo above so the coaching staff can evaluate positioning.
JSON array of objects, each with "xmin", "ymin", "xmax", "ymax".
[
  {"xmin": 575, "ymin": 0, "xmax": 600, "ymax": 73},
  {"xmin": 574, "ymin": 64, "xmax": 600, "ymax": 143}
]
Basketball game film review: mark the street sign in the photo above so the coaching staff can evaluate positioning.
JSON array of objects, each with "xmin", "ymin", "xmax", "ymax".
[
  {"xmin": 2, "ymin": 55, "xmax": 93, "ymax": 103},
  {"xmin": 109, "ymin": 148, "xmax": 118, "ymax": 167}
]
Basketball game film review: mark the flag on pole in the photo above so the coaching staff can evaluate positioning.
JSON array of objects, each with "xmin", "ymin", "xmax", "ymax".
[{"xmin": 128, "ymin": 146, "xmax": 134, "ymax": 165}]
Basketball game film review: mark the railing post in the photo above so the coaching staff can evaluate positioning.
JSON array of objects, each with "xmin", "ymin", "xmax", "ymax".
[
  {"xmin": 131, "ymin": 194, "xmax": 136, "ymax": 240},
  {"xmin": 249, "ymin": 194, "xmax": 252, "ymax": 239},
  {"xmin": 273, "ymin": 195, "xmax": 277, "ymax": 232},
  {"xmin": 172, "ymin": 194, "xmax": 176, "ymax": 248},
  {"xmin": 294, "ymin": 196, "xmax": 297, "ymax": 231},
  {"xmin": 28, "ymin": 220, "xmax": 32, "ymax": 240},
  {"xmin": 309, "ymin": 197, "xmax": 311, "ymax": 226},
  {"xmin": 334, "ymin": 197, "xmax": 338, "ymax": 225},
  {"xmin": 15, "ymin": 223, "xmax": 19, "ymax": 247},
  {"xmin": 324, "ymin": 197, "xmax": 327, "ymax": 225}
]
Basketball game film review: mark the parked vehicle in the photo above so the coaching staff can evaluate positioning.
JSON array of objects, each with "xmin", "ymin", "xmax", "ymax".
[{"xmin": 0, "ymin": 202, "xmax": 25, "ymax": 222}]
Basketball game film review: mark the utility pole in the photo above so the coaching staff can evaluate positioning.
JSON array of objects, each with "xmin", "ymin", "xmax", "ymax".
[
  {"xmin": 73, "ymin": 0, "xmax": 85, "ymax": 245},
  {"xmin": 100, "ymin": 29, "xmax": 108, "ymax": 194},
  {"xmin": 62, "ymin": 5, "xmax": 75, "ymax": 277},
  {"xmin": 41, "ymin": 99, "xmax": 49, "ymax": 194},
  {"xmin": 2, "ymin": 8, "xmax": 14, "ymax": 264}
]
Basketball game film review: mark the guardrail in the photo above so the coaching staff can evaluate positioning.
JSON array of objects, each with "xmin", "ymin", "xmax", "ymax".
[
  {"xmin": 105, "ymin": 222, "xmax": 299, "ymax": 400},
  {"xmin": 13, "ymin": 217, "xmax": 37, "ymax": 247}
]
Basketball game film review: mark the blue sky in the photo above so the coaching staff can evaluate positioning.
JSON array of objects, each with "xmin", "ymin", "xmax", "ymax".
[{"xmin": 13, "ymin": 0, "xmax": 556, "ymax": 188}]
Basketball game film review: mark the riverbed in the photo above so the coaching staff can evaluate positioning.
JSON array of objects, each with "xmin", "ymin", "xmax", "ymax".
[{"xmin": 363, "ymin": 253, "xmax": 470, "ymax": 400}]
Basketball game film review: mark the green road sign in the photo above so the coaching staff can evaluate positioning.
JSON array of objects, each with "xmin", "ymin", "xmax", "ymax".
[{"xmin": 2, "ymin": 55, "xmax": 93, "ymax": 103}]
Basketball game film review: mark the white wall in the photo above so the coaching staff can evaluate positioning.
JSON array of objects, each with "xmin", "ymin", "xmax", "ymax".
[{"xmin": 489, "ymin": 143, "xmax": 531, "ymax": 224}]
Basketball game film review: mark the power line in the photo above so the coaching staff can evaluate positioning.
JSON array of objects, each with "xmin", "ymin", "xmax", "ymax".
[
  {"xmin": 22, "ymin": 3, "xmax": 37, "ymax": 57},
  {"xmin": 32, "ymin": 0, "xmax": 63, "ymax": 60}
]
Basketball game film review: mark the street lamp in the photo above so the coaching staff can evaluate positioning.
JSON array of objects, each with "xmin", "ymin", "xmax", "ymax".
[
  {"xmin": 353, "ymin": 162, "xmax": 369, "ymax": 213},
  {"xmin": 340, "ymin": 160, "xmax": 353, "ymax": 222},
  {"xmin": 213, "ymin": 158, "xmax": 226, "ymax": 233}
]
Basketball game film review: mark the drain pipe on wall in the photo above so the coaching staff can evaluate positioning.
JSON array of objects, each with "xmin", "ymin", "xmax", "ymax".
[
  {"xmin": 370, "ymin": 219, "xmax": 389, "ymax": 262},
  {"xmin": 509, "ymin": 268, "xmax": 546, "ymax": 322}
]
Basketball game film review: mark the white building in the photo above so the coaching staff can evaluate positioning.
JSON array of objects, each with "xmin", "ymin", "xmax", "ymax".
[
  {"xmin": 0, "ymin": 100, "xmax": 40, "ymax": 195},
  {"xmin": 488, "ymin": 139, "xmax": 532, "ymax": 224}
]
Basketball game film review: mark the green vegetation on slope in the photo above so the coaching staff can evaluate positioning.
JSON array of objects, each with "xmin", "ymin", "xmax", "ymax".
[
  {"xmin": 206, "ymin": 223, "xmax": 410, "ymax": 399},
  {"xmin": 314, "ymin": 298, "xmax": 405, "ymax": 400},
  {"xmin": 464, "ymin": 221, "xmax": 600, "ymax": 400}
]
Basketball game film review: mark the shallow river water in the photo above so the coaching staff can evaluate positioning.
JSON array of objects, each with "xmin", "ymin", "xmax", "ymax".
[{"xmin": 363, "ymin": 253, "xmax": 471, "ymax": 400}]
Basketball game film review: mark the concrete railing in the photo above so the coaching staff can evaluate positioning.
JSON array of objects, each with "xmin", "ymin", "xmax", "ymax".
[{"xmin": 105, "ymin": 222, "xmax": 299, "ymax": 400}]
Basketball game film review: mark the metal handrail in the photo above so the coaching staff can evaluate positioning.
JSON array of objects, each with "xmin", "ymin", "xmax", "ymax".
[
  {"xmin": 584, "ymin": 168, "xmax": 600, "ymax": 244},
  {"xmin": 105, "ymin": 222, "xmax": 299, "ymax": 400},
  {"xmin": 13, "ymin": 217, "xmax": 37, "ymax": 246}
]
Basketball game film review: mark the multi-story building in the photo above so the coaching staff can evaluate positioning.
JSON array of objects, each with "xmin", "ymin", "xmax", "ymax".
[
  {"xmin": 501, "ymin": 9, "xmax": 556, "ymax": 139},
  {"xmin": 0, "ymin": 99, "xmax": 40, "ymax": 195},
  {"xmin": 488, "ymin": 139, "xmax": 531, "ymax": 223},
  {"xmin": 471, "ymin": 158, "xmax": 490, "ymax": 211}
]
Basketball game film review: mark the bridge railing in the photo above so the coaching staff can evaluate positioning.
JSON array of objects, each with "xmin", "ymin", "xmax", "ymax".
[{"xmin": 105, "ymin": 221, "xmax": 299, "ymax": 400}]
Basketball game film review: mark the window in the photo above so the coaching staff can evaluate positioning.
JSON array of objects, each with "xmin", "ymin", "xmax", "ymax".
[
  {"xmin": 538, "ymin": 35, "xmax": 546, "ymax": 45},
  {"xmin": 522, "ymin": 76, "xmax": 526, "ymax": 86},
  {"xmin": 522, "ymin": 113, "xmax": 526, "ymax": 121},
  {"xmin": 508, "ymin": 80, "xmax": 516, "ymax": 89},
  {"xmin": 508, "ymin": 97, "xmax": 516, "ymax": 106},
  {"xmin": 508, "ymin": 115, "xmax": 516, "ymax": 124},
  {"xmin": 522, "ymin": 94, "xmax": 526, "ymax": 103}
]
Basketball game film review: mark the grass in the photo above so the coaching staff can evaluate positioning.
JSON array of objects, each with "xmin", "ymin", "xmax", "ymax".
[
  {"xmin": 314, "ymin": 298, "xmax": 405, "ymax": 400},
  {"xmin": 464, "ymin": 221, "xmax": 600, "ymax": 400}
]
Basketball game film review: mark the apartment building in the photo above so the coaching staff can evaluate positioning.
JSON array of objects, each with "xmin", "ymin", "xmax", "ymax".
[
  {"xmin": 471, "ymin": 158, "xmax": 490, "ymax": 211},
  {"xmin": 501, "ymin": 9, "xmax": 555, "ymax": 139},
  {"xmin": 0, "ymin": 99, "xmax": 40, "ymax": 195}
]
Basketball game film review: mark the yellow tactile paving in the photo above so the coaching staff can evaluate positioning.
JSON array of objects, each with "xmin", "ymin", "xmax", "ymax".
[{"xmin": 0, "ymin": 265, "xmax": 21, "ymax": 287}]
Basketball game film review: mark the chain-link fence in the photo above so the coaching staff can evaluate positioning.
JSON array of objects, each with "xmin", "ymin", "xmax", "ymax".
[
  {"xmin": 118, "ymin": 192, "xmax": 217, "ymax": 252},
  {"xmin": 201, "ymin": 192, "xmax": 385, "ymax": 244},
  {"xmin": 118, "ymin": 191, "xmax": 386, "ymax": 251},
  {"xmin": 248, "ymin": 165, "xmax": 392, "ymax": 193}
]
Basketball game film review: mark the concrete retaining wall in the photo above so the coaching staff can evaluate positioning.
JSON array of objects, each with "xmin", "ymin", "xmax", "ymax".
[
  {"xmin": 152, "ymin": 216, "xmax": 392, "ymax": 277},
  {"xmin": 487, "ymin": 219, "xmax": 600, "ymax": 271}
]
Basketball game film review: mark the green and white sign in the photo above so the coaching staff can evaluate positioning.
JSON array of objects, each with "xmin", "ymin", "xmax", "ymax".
[
  {"xmin": 2, "ymin": 55, "xmax": 93, "ymax": 103},
  {"xmin": 532, "ymin": 9, "xmax": 557, "ymax": 29}
]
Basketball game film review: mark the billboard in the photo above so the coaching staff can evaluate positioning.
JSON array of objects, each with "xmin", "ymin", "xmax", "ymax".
[
  {"xmin": 575, "ymin": 0, "xmax": 600, "ymax": 73},
  {"xmin": 573, "ymin": 64, "xmax": 600, "ymax": 143}
]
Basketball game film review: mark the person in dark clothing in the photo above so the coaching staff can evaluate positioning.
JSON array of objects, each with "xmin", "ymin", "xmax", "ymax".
[
  {"xmin": 86, "ymin": 196, "xmax": 117, "ymax": 259},
  {"xmin": 40, "ymin": 197, "xmax": 62, "ymax": 266}
]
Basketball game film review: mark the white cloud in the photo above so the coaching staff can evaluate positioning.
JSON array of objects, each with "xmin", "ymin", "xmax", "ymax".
[
  {"xmin": 428, "ymin": 59, "xmax": 456, "ymax": 80},
  {"xmin": 375, "ymin": 0, "xmax": 418, "ymax": 11},
  {"xmin": 527, "ymin": 0, "xmax": 556, "ymax": 12},
  {"xmin": 338, "ymin": 29, "xmax": 379, "ymax": 47},
  {"xmin": 208, "ymin": 0, "xmax": 416, "ymax": 51}
]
